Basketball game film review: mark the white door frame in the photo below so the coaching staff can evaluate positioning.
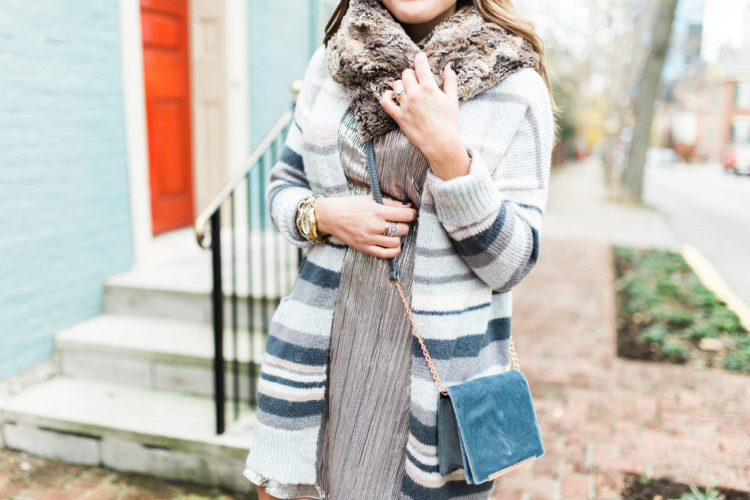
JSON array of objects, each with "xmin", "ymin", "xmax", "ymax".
[
  {"xmin": 119, "ymin": 0, "xmax": 152, "ymax": 264},
  {"xmin": 118, "ymin": 0, "xmax": 249, "ymax": 264}
]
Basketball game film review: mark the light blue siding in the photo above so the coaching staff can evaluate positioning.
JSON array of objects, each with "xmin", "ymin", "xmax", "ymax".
[
  {"xmin": 0, "ymin": 0, "xmax": 132, "ymax": 378},
  {"xmin": 248, "ymin": 0, "xmax": 335, "ymax": 228},
  {"xmin": 249, "ymin": 0, "xmax": 336, "ymax": 148}
]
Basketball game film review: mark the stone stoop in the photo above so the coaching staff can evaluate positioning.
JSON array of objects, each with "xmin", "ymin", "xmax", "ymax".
[
  {"xmin": 55, "ymin": 313, "xmax": 264, "ymax": 400},
  {"xmin": 0, "ymin": 227, "xmax": 295, "ymax": 494},
  {"xmin": 1, "ymin": 376, "xmax": 255, "ymax": 493},
  {"xmin": 103, "ymin": 262, "xmax": 286, "ymax": 329}
]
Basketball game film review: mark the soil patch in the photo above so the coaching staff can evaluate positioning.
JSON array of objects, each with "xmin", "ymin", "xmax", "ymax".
[
  {"xmin": 622, "ymin": 474, "xmax": 750, "ymax": 500},
  {"xmin": 613, "ymin": 246, "xmax": 750, "ymax": 372}
]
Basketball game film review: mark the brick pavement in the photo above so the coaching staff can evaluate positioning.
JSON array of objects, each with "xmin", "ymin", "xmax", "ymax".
[
  {"xmin": 0, "ymin": 447, "xmax": 243, "ymax": 500},
  {"xmin": 491, "ymin": 238, "xmax": 750, "ymax": 500}
]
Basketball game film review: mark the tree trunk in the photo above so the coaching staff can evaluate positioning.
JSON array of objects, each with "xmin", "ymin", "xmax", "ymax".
[{"xmin": 621, "ymin": 0, "xmax": 679, "ymax": 203}]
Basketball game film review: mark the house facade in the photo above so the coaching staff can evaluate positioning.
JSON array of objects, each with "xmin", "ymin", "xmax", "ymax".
[
  {"xmin": 0, "ymin": 0, "xmax": 332, "ymax": 380},
  {"xmin": 652, "ymin": 1, "xmax": 750, "ymax": 163}
]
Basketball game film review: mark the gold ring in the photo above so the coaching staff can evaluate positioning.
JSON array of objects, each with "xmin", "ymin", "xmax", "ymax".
[{"xmin": 395, "ymin": 89, "xmax": 407, "ymax": 104}]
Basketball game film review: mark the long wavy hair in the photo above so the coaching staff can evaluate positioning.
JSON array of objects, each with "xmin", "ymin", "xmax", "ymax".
[{"xmin": 323, "ymin": 0, "xmax": 553, "ymax": 97}]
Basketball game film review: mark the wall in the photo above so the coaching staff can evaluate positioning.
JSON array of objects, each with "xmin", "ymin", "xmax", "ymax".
[
  {"xmin": 247, "ymin": 0, "xmax": 334, "ymax": 228},
  {"xmin": 248, "ymin": 0, "xmax": 335, "ymax": 148},
  {"xmin": 0, "ymin": 0, "xmax": 133, "ymax": 378}
]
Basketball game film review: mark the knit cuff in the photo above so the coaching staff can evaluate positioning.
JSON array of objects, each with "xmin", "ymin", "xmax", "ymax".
[
  {"xmin": 426, "ymin": 146, "xmax": 503, "ymax": 229},
  {"xmin": 243, "ymin": 421, "xmax": 319, "ymax": 485}
]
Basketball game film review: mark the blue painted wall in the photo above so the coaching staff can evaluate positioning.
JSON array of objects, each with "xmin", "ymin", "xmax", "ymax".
[
  {"xmin": 0, "ymin": 0, "xmax": 133, "ymax": 378},
  {"xmin": 248, "ymin": 0, "xmax": 334, "ymax": 228},
  {"xmin": 249, "ymin": 0, "xmax": 312, "ymax": 149}
]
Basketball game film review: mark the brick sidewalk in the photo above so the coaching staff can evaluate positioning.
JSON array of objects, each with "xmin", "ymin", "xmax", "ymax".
[
  {"xmin": 0, "ymin": 448, "xmax": 242, "ymax": 500},
  {"xmin": 491, "ymin": 238, "xmax": 750, "ymax": 500}
]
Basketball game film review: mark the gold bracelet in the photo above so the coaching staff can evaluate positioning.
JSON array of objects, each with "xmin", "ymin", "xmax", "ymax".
[{"xmin": 295, "ymin": 193, "xmax": 330, "ymax": 244}]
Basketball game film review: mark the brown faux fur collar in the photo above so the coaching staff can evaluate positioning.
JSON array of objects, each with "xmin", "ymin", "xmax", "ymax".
[{"xmin": 326, "ymin": 0, "xmax": 541, "ymax": 140}]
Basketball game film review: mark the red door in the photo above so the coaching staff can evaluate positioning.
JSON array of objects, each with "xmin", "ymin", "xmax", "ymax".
[{"xmin": 141, "ymin": 0, "xmax": 194, "ymax": 235}]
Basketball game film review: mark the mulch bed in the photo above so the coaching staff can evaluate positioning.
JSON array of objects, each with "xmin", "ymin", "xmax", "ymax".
[
  {"xmin": 613, "ymin": 246, "xmax": 750, "ymax": 372},
  {"xmin": 622, "ymin": 474, "xmax": 750, "ymax": 500}
]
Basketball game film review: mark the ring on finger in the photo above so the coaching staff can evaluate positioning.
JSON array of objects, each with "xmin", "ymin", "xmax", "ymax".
[
  {"xmin": 383, "ymin": 220, "xmax": 399, "ymax": 237},
  {"xmin": 394, "ymin": 88, "xmax": 407, "ymax": 104}
]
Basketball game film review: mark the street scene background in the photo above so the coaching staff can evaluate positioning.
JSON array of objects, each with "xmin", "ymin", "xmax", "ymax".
[{"xmin": 0, "ymin": 0, "xmax": 748, "ymax": 499}]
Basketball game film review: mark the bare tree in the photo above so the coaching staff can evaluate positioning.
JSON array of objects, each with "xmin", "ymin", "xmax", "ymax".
[{"xmin": 621, "ymin": 0, "xmax": 679, "ymax": 203}]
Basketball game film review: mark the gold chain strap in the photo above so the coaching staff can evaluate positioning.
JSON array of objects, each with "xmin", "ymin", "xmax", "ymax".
[{"xmin": 393, "ymin": 279, "xmax": 521, "ymax": 397}]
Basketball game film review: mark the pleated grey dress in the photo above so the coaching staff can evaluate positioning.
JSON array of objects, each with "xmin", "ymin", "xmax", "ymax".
[{"xmin": 246, "ymin": 107, "xmax": 430, "ymax": 499}]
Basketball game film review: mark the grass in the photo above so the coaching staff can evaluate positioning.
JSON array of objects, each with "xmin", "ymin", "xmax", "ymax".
[{"xmin": 613, "ymin": 245, "xmax": 750, "ymax": 373}]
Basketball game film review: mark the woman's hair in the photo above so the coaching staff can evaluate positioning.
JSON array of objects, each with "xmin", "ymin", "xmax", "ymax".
[{"xmin": 323, "ymin": 0, "xmax": 552, "ymax": 96}]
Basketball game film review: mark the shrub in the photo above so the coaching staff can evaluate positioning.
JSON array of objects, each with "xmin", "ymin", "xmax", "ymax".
[
  {"xmin": 612, "ymin": 245, "xmax": 749, "ymax": 372},
  {"xmin": 660, "ymin": 341, "xmax": 689, "ymax": 362},
  {"xmin": 671, "ymin": 483, "xmax": 724, "ymax": 500}
]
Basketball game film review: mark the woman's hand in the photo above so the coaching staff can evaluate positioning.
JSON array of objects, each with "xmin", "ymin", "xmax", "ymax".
[
  {"xmin": 380, "ymin": 52, "xmax": 471, "ymax": 180},
  {"xmin": 314, "ymin": 195, "xmax": 417, "ymax": 258}
]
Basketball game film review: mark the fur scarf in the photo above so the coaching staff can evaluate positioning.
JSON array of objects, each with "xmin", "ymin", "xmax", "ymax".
[{"xmin": 325, "ymin": 0, "xmax": 541, "ymax": 140}]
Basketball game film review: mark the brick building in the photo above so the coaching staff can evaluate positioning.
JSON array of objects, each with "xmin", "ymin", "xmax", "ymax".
[{"xmin": 654, "ymin": 6, "xmax": 750, "ymax": 163}]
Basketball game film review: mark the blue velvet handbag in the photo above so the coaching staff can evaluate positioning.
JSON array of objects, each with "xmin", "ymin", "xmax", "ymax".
[
  {"xmin": 364, "ymin": 139, "xmax": 545, "ymax": 485},
  {"xmin": 436, "ymin": 367, "xmax": 545, "ymax": 483}
]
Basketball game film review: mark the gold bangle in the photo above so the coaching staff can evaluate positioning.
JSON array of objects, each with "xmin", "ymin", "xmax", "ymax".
[{"xmin": 295, "ymin": 193, "xmax": 330, "ymax": 244}]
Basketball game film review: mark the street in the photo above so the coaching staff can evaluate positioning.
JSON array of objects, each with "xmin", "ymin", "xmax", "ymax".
[{"xmin": 644, "ymin": 162, "xmax": 750, "ymax": 306}]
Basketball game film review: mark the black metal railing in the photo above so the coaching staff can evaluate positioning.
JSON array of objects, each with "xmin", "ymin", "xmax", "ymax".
[{"xmin": 195, "ymin": 86, "xmax": 302, "ymax": 434}]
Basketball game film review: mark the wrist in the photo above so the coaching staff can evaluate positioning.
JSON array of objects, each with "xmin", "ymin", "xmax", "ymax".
[
  {"xmin": 313, "ymin": 197, "xmax": 333, "ymax": 236},
  {"xmin": 424, "ymin": 136, "xmax": 471, "ymax": 180}
]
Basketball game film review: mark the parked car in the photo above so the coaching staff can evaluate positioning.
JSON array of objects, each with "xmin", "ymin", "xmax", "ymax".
[
  {"xmin": 722, "ymin": 144, "xmax": 750, "ymax": 175},
  {"xmin": 646, "ymin": 147, "xmax": 677, "ymax": 167}
]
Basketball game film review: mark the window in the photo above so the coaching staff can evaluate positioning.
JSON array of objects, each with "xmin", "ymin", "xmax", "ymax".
[
  {"xmin": 731, "ymin": 117, "xmax": 750, "ymax": 144},
  {"xmin": 736, "ymin": 81, "xmax": 750, "ymax": 109}
]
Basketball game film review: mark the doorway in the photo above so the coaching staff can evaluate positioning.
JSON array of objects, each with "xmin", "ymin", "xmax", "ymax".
[{"xmin": 141, "ymin": 0, "xmax": 195, "ymax": 235}]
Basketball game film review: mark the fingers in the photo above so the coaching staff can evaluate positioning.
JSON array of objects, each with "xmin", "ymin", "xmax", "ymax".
[
  {"xmin": 365, "ymin": 245, "xmax": 402, "ymax": 259},
  {"xmin": 380, "ymin": 89, "xmax": 403, "ymax": 120},
  {"xmin": 391, "ymin": 79, "xmax": 409, "ymax": 109},
  {"xmin": 379, "ymin": 204, "xmax": 417, "ymax": 223},
  {"xmin": 395, "ymin": 222, "xmax": 409, "ymax": 236},
  {"xmin": 443, "ymin": 61, "xmax": 458, "ymax": 99},
  {"xmin": 371, "ymin": 235, "xmax": 402, "ymax": 248},
  {"xmin": 414, "ymin": 51, "xmax": 437, "ymax": 88},
  {"xmin": 382, "ymin": 198, "xmax": 412, "ymax": 208},
  {"xmin": 372, "ymin": 220, "xmax": 410, "ymax": 237},
  {"xmin": 401, "ymin": 67, "xmax": 419, "ymax": 94}
]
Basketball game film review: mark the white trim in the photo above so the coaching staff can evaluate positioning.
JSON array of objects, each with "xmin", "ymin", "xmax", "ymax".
[
  {"xmin": 119, "ymin": 0, "xmax": 153, "ymax": 264},
  {"xmin": 227, "ymin": 0, "xmax": 250, "ymax": 174},
  {"xmin": 227, "ymin": 0, "xmax": 251, "ymax": 236}
]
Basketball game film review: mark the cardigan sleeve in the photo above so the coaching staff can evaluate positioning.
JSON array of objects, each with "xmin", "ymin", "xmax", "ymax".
[
  {"xmin": 264, "ymin": 45, "xmax": 328, "ymax": 248},
  {"xmin": 426, "ymin": 68, "xmax": 555, "ymax": 293}
]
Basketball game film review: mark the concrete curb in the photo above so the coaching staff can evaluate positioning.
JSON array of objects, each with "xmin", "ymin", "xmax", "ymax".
[{"xmin": 681, "ymin": 243, "xmax": 750, "ymax": 332}]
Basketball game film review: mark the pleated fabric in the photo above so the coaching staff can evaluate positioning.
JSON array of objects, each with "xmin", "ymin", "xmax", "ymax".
[
  {"xmin": 247, "ymin": 107, "xmax": 430, "ymax": 499},
  {"xmin": 315, "ymin": 108, "xmax": 430, "ymax": 499}
]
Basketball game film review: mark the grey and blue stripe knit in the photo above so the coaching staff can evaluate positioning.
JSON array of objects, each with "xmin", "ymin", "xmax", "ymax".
[{"xmin": 244, "ymin": 45, "xmax": 555, "ymax": 499}]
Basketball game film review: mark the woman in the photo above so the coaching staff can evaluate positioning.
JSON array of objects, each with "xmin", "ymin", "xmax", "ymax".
[{"xmin": 244, "ymin": 0, "xmax": 555, "ymax": 498}]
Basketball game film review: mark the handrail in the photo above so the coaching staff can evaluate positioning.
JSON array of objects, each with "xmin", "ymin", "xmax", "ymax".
[{"xmin": 194, "ymin": 109, "xmax": 294, "ymax": 248}]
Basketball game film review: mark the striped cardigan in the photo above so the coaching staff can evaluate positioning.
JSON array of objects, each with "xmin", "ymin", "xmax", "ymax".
[{"xmin": 244, "ymin": 45, "xmax": 555, "ymax": 499}]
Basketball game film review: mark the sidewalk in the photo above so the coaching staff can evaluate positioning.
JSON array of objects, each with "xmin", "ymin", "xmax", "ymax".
[
  {"xmin": 0, "ymin": 447, "xmax": 240, "ymax": 500},
  {"xmin": 491, "ymin": 159, "xmax": 750, "ymax": 500},
  {"xmin": 542, "ymin": 157, "xmax": 681, "ymax": 250}
]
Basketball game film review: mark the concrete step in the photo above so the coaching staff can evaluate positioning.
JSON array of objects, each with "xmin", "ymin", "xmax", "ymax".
[
  {"xmin": 0, "ymin": 376, "xmax": 255, "ymax": 493},
  {"xmin": 56, "ymin": 314, "xmax": 265, "ymax": 401},
  {"xmin": 104, "ymin": 227, "xmax": 301, "ymax": 326},
  {"xmin": 103, "ymin": 262, "xmax": 295, "ymax": 329}
]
